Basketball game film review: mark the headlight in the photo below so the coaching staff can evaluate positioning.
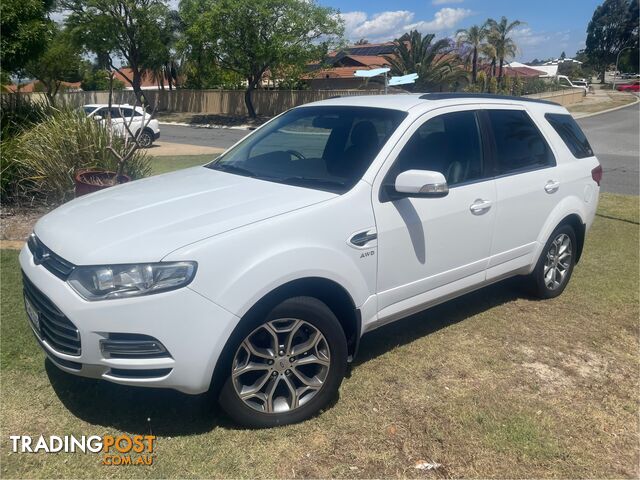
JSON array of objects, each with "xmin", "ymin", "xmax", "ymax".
[{"xmin": 67, "ymin": 262, "xmax": 197, "ymax": 301}]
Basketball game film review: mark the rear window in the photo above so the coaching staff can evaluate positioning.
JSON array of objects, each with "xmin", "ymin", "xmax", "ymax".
[
  {"xmin": 487, "ymin": 110, "xmax": 555, "ymax": 174},
  {"xmin": 545, "ymin": 113, "xmax": 594, "ymax": 159}
]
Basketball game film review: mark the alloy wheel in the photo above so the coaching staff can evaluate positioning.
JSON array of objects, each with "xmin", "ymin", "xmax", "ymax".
[
  {"xmin": 138, "ymin": 132, "xmax": 152, "ymax": 148},
  {"xmin": 543, "ymin": 233, "xmax": 572, "ymax": 290},
  {"xmin": 231, "ymin": 318, "xmax": 331, "ymax": 413}
]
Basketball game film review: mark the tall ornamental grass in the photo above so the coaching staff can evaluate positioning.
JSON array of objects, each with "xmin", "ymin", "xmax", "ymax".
[{"xmin": 2, "ymin": 108, "xmax": 150, "ymax": 205}]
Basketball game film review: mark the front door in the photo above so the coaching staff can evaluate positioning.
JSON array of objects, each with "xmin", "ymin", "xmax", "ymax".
[{"xmin": 372, "ymin": 107, "xmax": 497, "ymax": 321}]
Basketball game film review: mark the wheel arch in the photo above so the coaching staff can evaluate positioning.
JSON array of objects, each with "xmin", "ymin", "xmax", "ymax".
[
  {"xmin": 558, "ymin": 213, "xmax": 586, "ymax": 263},
  {"xmin": 532, "ymin": 196, "xmax": 589, "ymax": 273},
  {"xmin": 210, "ymin": 276, "xmax": 361, "ymax": 396}
]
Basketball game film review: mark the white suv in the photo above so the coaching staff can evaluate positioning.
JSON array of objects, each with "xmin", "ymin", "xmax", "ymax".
[
  {"xmin": 82, "ymin": 104, "xmax": 160, "ymax": 148},
  {"xmin": 22, "ymin": 94, "xmax": 601, "ymax": 427}
]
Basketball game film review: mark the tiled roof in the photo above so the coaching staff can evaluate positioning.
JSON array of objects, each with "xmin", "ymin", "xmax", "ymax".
[{"xmin": 3, "ymin": 80, "xmax": 82, "ymax": 93}]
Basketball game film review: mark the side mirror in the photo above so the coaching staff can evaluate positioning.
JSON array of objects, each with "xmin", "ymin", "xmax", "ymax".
[
  {"xmin": 393, "ymin": 169, "xmax": 449, "ymax": 198},
  {"xmin": 93, "ymin": 115, "xmax": 103, "ymax": 121}
]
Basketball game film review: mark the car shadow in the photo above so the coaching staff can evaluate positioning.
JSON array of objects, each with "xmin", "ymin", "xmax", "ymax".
[
  {"xmin": 352, "ymin": 277, "xmax": 527, "ymax": 367},
  {"xmin": 46, "ymin": 277, "xmax": 530, "ymax": 435},
  {"xmin": 45, "ymin": 361, "xmax": 229, "ymax": 435}
]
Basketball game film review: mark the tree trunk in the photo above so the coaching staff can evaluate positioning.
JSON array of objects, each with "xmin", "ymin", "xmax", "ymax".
[
  {"xmin": 472, "ymin": 48, "xmax": 478, "ymax": 84},
  {"xmin": 600, "ymin": 67, "xmax": 606, "ymax": 84},
  {"xmin": 244, "ymin": 80, "xmax": 257, "ymax": 118},
  {"xmin": 498, "ymin": 58, "xmax": 504, "ymax": 85},
  {"xmin": 131, "ymin": 70, "xmax": 150, "ymax": 106}
]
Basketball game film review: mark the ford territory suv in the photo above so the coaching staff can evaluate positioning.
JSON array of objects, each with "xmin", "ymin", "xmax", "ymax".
[{"xmin": 21, "ymin": 93, "xmax": 601, "ymax": 427}]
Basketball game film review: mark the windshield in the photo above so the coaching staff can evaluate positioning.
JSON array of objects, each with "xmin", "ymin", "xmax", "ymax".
[{"xmin": 206, "ymin": 106, "xmax": 407, "ymax": 193}]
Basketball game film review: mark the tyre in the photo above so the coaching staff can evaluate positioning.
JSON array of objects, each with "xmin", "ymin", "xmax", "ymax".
[
  {"xmin": 137, "ymin": 129, "xmax": 154, "ymax": 148},
  {"xmin": 219, "ymin": 296, "xmax": 348, "ymax": 428},
  {"xmin": 528, "ymin": 224, "xmax": 577, "ymax": 299}
]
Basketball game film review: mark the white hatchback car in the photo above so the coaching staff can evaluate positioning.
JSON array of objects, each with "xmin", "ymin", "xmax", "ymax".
[
  {"xmin": 22, "ymin": 94, "xmax": 601, "ymax": 427},
  {"xmin": 82, "ymin": 104, "xmax": 160, "ymax": 148}
]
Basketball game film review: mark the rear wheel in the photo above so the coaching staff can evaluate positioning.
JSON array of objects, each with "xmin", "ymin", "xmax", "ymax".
[
  {"xmin": 529, "ymin": 224, "xmax": 577, "ymax": 299},
  {"xmin": 219, "ymin": 296, "xmax": 347, "ymax": 428}
]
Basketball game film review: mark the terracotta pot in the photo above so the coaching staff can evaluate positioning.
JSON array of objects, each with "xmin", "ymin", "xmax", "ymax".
[{"xmin": 74, "ymin": 169, "xmax": 131, "ymax": 197}]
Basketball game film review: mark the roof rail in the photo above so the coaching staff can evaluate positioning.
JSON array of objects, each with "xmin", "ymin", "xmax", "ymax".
[{"xmin": 418, "ymin": 92, "xmax": 558, "ymax": 106}]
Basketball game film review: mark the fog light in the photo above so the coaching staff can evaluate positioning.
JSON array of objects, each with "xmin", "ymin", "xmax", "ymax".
[{"xmin": 100, "ymin": 333, "xmax": 169, "ymax": 358}]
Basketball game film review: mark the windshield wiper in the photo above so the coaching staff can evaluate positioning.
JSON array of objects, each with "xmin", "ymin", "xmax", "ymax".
[{"xmin": 209, "ymin": 163, "xmax": 256, "ymax": 177}]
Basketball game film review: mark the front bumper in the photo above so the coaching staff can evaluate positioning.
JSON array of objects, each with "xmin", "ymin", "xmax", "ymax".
[{"xmin": 19, "ymin": 246, "xmax": 239, "ymax": 394}]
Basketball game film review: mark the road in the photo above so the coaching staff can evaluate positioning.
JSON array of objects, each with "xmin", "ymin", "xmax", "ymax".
[
  {"xmin": 577, "ymin": 102, "xmax": 639, "ymax": 195},
  {"xmin": 160, "ymin": 124, "xmax": 249, "ymax": 149},
  {"xmin": 160, "ymin": 103, "xmax": 639, "ymax": 195}
]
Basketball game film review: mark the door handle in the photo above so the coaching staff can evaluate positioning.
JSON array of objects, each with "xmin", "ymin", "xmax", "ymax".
[
  {"xmin": 544, "ymin": 180, "xmax": 560, "ymax": 194},
  {"xmin": 469, "ymin": 199, "xmax": 492, "ymax": 215}
]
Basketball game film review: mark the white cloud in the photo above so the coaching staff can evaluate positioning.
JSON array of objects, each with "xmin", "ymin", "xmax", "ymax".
[
  {"xmin": 405, "ymin": 8, "xmax": 472, "ymax": 32},
  {"xmin": 352, "ymin": 11, "xmax": 415, "ymax": 38},
  {"xmin": 339, "ymin": 11, "xmax": 368, "ymax": 36},
  {"xmin": 511, "ymin": 27, "xmax": 550, "ymax": 47},
  {"xmin": 339, "ymin": 8, "xmax": 472, "ymax": 42},
  {"xmin": 432, "ymin": 0, "xmax": 464, "ymax": 5}
]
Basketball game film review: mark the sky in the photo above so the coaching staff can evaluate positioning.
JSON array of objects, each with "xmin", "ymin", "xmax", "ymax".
[{"xmin": 325, "ymin": 0, "xmax": 603, "ymax": 62}]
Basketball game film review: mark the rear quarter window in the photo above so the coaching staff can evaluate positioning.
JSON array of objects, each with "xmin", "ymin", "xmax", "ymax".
[
  {"xmin": 545, "ymin": 113, "xmax": 594, "ymax": 159},
  {"xmin": 486, "ymin": 109, "xmax": 555, "ymax": 175}
]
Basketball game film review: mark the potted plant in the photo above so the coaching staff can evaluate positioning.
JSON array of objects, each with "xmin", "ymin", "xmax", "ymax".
[{"xmin": 74, "ymin": 72, "xmax": 155, "ymax": 197}]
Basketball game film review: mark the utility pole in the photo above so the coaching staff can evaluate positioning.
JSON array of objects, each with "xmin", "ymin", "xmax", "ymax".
[{"xmin": 612, "ymin": 46, "xmax": 632, "ymax": 90}]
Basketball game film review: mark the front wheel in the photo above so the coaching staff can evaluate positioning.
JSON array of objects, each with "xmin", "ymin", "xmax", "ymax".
[
  {"xmin": 528, "ymin": 224, "xmax": 577, "ymax": 299},
  {"xmin": 136, "ymin": 129, "xmax": 154, "ymax": 148},
  {"xmin": 219, "ymin": 296, "xmax": 347, "ymax": 428}
]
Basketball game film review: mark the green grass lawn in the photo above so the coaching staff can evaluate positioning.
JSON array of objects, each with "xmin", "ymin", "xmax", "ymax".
[
  {"xmin": 1, "ymin": 194, "xmax": 638, "ymax": 478},
  {"xmin": 149, "ymin": 154, "xmax": 217, "ymax": 176}
]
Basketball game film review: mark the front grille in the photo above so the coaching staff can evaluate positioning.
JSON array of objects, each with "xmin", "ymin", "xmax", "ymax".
[
  {"xmin": 27, "ymin": 234, "xmax": 75, "ymax": 280},
  {"xmin": 23, "ymin": 273, "xmax": 82, "ymax": 356}
]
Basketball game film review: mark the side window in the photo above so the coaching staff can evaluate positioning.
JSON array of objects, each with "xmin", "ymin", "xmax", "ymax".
[
  {"xmin": 545, "ymin": 113, "xmax": 594, "ymax": 159},
  {"xmin": 487, "ymin": 110, "xmax": 555, "ymax": 174},
  {"xmin": 109, "ymin": 108, "xmax": 122, "ymax": 119},
  {"xmin": 392, "ymin": 110, "xmax": 484, "ymax": 187}
]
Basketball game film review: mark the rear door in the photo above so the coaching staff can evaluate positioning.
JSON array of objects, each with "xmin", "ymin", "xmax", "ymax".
[{"xmin": 482, "ymin": 107, "xmax": 560, "ymax": 280}]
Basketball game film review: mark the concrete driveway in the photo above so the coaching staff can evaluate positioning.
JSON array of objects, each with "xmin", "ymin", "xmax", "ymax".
[{"xmin": 159, "ymin": 103, "xmax": 639, "ymax": 195}]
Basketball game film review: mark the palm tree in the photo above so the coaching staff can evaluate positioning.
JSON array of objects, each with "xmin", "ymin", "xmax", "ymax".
[
  {"xmin": 485, "ymin": 16, "xmax": 524, "ymax": 84},
  {"xmin": 481, "ymin": 42, "xmax": 498, "ymax": 79},
  {"xmin": 456, "ymin": 24, "xmax": 487, "ymax": 84},
  {"xmin": 384, "ymin": 30, "xmax": 464, "ymax": 92}
]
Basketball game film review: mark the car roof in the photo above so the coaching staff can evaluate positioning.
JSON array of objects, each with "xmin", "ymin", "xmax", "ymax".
[{"xmin": 302, "ymin": 93, "xmax": 566, "ymax": 113}]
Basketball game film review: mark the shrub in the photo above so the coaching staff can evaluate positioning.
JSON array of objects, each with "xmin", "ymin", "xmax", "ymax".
[
  {"xmin": 512, "ymin": 76, "xmax": 524, "ymax": 96},
  {"xmin": 501, "ymin": 76, "xmax": 513, "ymax": 95},
  {"xmin": 487, "ymin": 77, "xmax": 498, "ymax": 94},
  {"xmin": 476, "ymin": 71, "xmax": 487, "ymax": 93},
  {"xmin": 522, "ymin": 78, "xmax": 550, "ymax": 95},
  {"xmin": 0, "ymin": 96, "xmax": 53, "ymax": 201},
  {"xmin": 1, "ymin": 95, "xmax": 52, "ymax": 138},
  {"xmin": 5, "ymin": 109, "xmax": 150, "ymax": 205}
]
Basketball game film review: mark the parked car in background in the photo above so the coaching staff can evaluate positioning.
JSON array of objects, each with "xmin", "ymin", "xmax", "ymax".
[
  {"xmin": 23, "ymin": 93, "xmax": 601, "ymax": 428},
  {"xmin": 616, "ymin": 81, "xmax": 640, "ymax": 92},
  {"xmin": 82, "ymin": 104, "xmax": 160, "ymax": 148},
  {"xmin": 557, "ymin": 75, "xmax": 588, "ymax": 94}
]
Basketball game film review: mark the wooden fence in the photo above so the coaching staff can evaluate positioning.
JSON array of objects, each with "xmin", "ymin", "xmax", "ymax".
[
  {"xmin": 1, "ymin": 87, "xmax": 585, "ymax": 117},
  {"xmin": 1, "ymin": 89, "xmax": 382, "ymax": 117}
]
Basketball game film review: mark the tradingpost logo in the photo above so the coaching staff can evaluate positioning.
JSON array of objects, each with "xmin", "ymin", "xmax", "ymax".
[{"xmin": 9, "ymin": 434, "xmax": 157, "ymax": 466}]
